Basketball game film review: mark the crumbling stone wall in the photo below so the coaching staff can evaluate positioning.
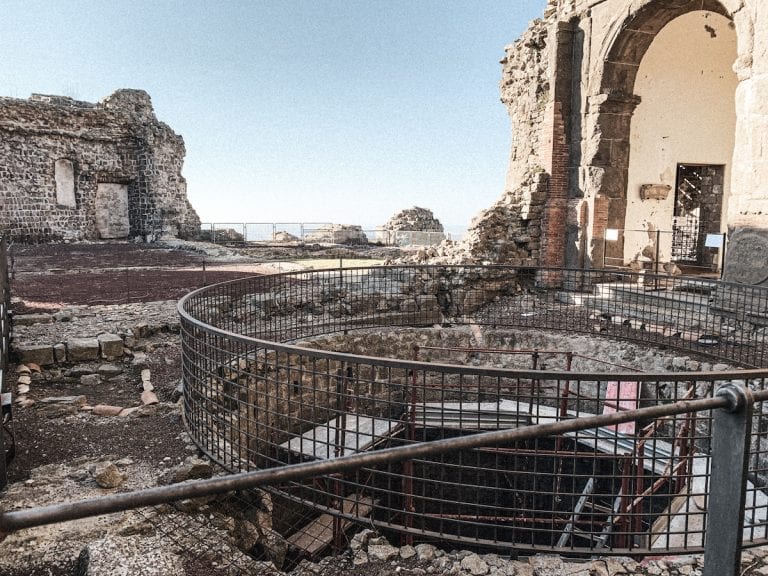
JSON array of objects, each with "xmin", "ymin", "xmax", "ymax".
[
  {"xmin": 438, "ymin": 0, "xmax": 768, "ymax": 285},
  {"xmin": 377, "ymin": 206, "xmax": 446, "ymax": 246},
  {"xmin": 405, "ymin": 18, "xmax": 552, "ymax": 267},
  {"xmin": 0, "ymin": 89, "xmax": 200, "ymax": 242},
  {"xmin": 460, "ymin": 17, "xmax": 552, "ymax": 267}
]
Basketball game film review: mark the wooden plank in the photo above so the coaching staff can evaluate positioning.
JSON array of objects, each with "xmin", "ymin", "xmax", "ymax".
[
  {"xmin": 288, "ymin": 495, "xmax": 374, "ymax": 556},
  {"xmin": 282, "ymin": 416, "xmax": 399, "ymax": 460}
]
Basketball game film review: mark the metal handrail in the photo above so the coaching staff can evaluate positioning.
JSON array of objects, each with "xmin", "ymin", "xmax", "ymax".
[{"xmin": 0, "ymin": 386, "xmax": 751, "ymax": 531}]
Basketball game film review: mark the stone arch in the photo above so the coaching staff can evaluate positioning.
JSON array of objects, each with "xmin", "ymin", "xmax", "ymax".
[{"xmin": 588, "ymin": 0, "xmax": 735, "ymax": 265}]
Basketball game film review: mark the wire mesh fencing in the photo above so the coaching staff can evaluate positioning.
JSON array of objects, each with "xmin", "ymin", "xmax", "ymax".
[{"xmin": 174, "ymin": 265, "xmax": 768, "ymax": 558}]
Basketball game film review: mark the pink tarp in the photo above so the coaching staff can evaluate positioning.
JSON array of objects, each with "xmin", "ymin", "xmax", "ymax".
[{"xmin": 603, "ymin": 381, "xmax": 639, "ymax": 435}]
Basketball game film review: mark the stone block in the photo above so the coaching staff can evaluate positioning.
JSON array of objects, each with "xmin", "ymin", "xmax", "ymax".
[
  {"xmin": 98, "ymin": 364, "xmax": 123, "ymax": 379},
  {"xmin": 53, "ymin": 342, "xmax": 67, "ymax": 363},
  {"xmin": 121, "ymin": 330, "xmax": 136, "ymax": 348},
  {"xmin": 98, "ymin": 333, "xmax": 124, "ymax": 359},
  {"xmin": 14, "ymin": 344, "xmax": 55, "ymax": 366},
  {"xmin": 13, "ymin": 313, "xmax": 52, "ymax": 326},
  {"xmin": 93, "ymin": 404, "xmax": 124, "ymax": 417},
  {"xmin": 132, "ymin": 322, "xmax": 151, "ymax": 339},
  {"xmin": 37, "ymin": 395, "xmax": 86, "ymax": 418},
  {"xmin": 80, "ymin": 374, "xmax": 100, "ymax": 386},
  {"xmin": 67, "ymin": 338, "xmax": 100, "ymax": 362}
]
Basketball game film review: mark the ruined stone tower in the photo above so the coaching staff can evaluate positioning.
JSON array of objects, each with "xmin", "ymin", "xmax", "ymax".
[
  {"xmin": 0, "ymin": 89, "xmax": 200, "ymax": 242},
  {"xmin": 472, "ymin": 0, "xmax": 766, "ymax": 284}
]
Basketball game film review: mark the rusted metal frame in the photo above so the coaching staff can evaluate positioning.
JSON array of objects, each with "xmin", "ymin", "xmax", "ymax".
[
  {"xmin": 627, "ymin": 401, "xmax": 661, "ymax": 541},
  {"xmin": 553, "ymin": 355, "xmax": 574, "ymax": 506},
  {"xmin": 633, "ymin": 441, "xmax": 645, "ymax": 539},
  {"xmin": 331, "ymin": 363, "xmax": 351, "ymax": 552},
  {"xmin": 423, "ymin": 513, "xmax": 597, "ymax": 527},
  {"xmin": 401, "ymin": 346, "xmax": 419, "ymax": 546},
  {"xmin": 570, "ymin": 353, "xmax": 644, "ymax": 373},
  {"xmin": 418, "ymin": 379, "xmax": 552, "ymax": 392},
  {"xmin": 617, "ymin": 455, "xmax": 632, "ymax": 549},
  {"xmin": 474, "ymin": 446, "xmax": 622, "ymax": 459},
  {"xmin": 628, "ymin": 458, "xmax": 689, "ymax": 511},
  {"xmin": 418, "ymin": 346, "xmax": 570, "ymax": 355},
  {"xmin": 675, "ymin": 382, "xmax": 697, "ymax": 493}
]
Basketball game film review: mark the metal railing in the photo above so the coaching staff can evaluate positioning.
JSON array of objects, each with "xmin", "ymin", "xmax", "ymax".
[
  {"xmin": 0, "ymin": 379, "xmax": 762, "ymax": 576},
  {"xmin": 198, "ymin": 222, "xmax": 450, "ymax": 247},
  {"xmin": 6, "ymin": 265, "xmax": 768, "ymax": 572},
  {"xmin": 171, "ymin": 266, "xmax": 768, "ymax": 558}
]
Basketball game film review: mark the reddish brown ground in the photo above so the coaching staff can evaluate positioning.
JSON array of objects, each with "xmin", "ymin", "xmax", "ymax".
[{"xmin": 11, "ymin": 243, "xmax": 260, "ymax": 312}]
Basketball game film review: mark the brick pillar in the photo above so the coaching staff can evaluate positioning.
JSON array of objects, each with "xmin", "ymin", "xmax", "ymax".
[
  {"xmin": 537, "ymin": 20, "xmax": 576, "ymax": 287},
  {"xmin": 539, "ymin": 101, "xmax": 569, "ymax": 285}
]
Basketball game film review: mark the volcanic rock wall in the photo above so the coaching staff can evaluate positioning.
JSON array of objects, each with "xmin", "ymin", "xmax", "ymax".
[{"xmin": 0, "ymin": 89, "xmax": 200, "ymax": 242}]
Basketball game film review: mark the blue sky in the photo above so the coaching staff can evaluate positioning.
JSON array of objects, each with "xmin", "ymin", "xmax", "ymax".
[{"xmin": 0, "ymin": 1, "xmax": 545, "ymax": 230}]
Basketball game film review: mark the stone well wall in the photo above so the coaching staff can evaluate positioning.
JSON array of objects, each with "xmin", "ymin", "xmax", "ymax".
[{"xmin": 0, "ymin": 89, "xmax": 200, "ymax": 242}]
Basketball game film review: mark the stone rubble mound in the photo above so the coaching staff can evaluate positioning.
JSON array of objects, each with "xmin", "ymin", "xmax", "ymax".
[
  {"xmin": 377, "ymin": 206, "xmax": 446, "ymax": 246},
  {"xmin": 382, "ymin": 206, "xmax": 444, "ymax": 232},
  {"xmin": 305, "ymin": 224, "xmax": 368, "ymax": 245}
]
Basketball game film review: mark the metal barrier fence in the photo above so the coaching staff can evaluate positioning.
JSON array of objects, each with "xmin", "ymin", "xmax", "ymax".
[
  {"xmin": 6, "ymin": 265, "xmax": 768, "ymax": 571},
  {"xmin": 603, "ymin": 228, "xmax": 728, "ymax": 275},
  {"xmin": 0, "ymin": 388, "xmax": 761, "ymax": 576},
  {"xmin": 170, "ymin": 266, "xmax": 768, "ymax": 558},
  {"xmin": 198, "ymin": 223, "xmax": 449, "ymax": 247}
]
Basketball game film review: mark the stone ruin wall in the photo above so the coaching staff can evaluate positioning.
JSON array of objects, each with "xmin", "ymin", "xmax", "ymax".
[
  {"xmin": 423, "ymin": 0, "xmax": 768, "ymax": 285},
  {"xmin": 0, "ymin": 89, "xmax": 200, "ymax": 242},
  {"xmin": 406, "ymin": 16, "xmax": 553, "ymax": 267}
]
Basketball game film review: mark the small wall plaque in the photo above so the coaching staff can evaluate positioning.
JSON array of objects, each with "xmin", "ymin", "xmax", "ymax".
[{"xmin": 639, "ymin": 184, "xmax": 671, "ymax": 201}]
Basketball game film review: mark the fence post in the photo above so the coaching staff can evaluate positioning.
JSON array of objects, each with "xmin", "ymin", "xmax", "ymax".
[{"xmin": 703, "ymin": 383, "xmax": 753, "ymax": 576}]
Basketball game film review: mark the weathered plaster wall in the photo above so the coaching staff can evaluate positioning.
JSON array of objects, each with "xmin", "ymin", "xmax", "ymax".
[
  {"xmin": 623, "ymin": 11, "xmax": 737, "ymax": 265},
  {"xmin": 0, "ymin": 89, "xmax": 200, "ymax": 242}
]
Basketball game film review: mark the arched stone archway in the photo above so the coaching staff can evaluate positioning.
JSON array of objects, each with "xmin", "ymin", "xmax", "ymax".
[{"xmin": 586, "ymin": 0, "xmax": 735, "ymax": 267}]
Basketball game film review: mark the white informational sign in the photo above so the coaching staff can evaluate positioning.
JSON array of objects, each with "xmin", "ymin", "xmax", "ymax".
[
  {"xmin": 705, "ymin": 234, "xmax": 725, "ymax": 248},
  {"xmin": 605, "ymin": 229, "xmax": 620, "ymax": 242}
]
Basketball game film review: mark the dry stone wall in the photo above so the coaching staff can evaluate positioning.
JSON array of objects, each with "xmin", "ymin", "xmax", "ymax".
[{"xmin": 0, "ymin": 89, "xmax": 200, "ymax": 242}]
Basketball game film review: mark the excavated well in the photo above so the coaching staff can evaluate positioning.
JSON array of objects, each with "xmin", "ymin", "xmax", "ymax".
[{"xmin": 178, "ymin": 265, "xmax": 768, "ymax": 558}]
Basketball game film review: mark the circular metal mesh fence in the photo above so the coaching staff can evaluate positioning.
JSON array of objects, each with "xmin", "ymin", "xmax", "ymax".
[{"xmin": 178, "ymin": 266, "xmax": 768, "ymax": 556}]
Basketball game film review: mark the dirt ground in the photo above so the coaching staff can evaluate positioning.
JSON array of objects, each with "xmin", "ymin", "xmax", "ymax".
[
  {"xmin": 10, "ymin": 242, "xmax": 401, "ymax": 312},
  {"xmin": 0, "ymin": 240, "xmax": 408, "ymax": 576},
  {"xmin": 11, "ymin": 243, "xmax": 253, "ymax": 311}
]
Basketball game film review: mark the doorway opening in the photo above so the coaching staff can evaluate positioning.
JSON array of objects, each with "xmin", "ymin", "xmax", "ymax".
[{"xmin": 671, "ymin": 164, "xmax": 724, "ymax": 268}]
